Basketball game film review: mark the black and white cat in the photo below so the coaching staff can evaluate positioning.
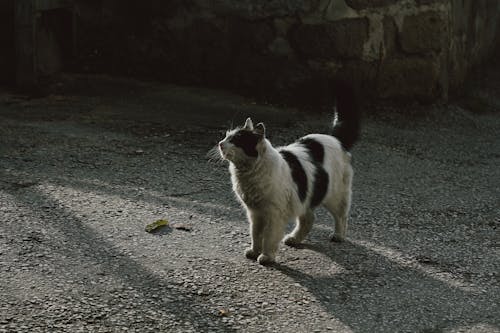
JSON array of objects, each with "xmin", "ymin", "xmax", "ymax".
[{"xmin": 218, "ymin": 83, "xmax": 360, "ymax": 265}]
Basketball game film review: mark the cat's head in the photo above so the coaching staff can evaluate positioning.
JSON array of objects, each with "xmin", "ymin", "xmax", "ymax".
[{"xmin": 218, "ymin": 117, "xmax": 266, "ymax": 167}]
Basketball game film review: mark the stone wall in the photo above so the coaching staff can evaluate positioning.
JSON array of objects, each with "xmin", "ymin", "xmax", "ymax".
[
  {"xmin": 0, "ymin": 0, "xmax": 15, "ymax": 85},
  {"xmin": 4, "ymin": 0, "xmax": 499, "ymax": 103},
  {"xmin": 448, "ymin": 0, "xmax": 500, "ymax": 92}
]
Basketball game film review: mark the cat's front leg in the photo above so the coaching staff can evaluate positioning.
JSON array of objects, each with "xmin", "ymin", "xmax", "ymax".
[
  {"xmin": 245, "ymin": 213, "xmax": 264, "ymax": 260},
  {"xmin": 258, "ymin": 218, "xmax": 287, "ymax": 265}
]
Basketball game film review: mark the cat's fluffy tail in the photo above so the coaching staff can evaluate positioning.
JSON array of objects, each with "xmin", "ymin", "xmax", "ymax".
[{"xmin": 331, "ymin": 80, "xmax": 360, "ymax": 151}]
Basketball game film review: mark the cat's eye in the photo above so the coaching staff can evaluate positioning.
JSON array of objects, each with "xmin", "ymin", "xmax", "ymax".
[{"xmin": 228, "ymin": 132, "xmax": 241, "ymax": 142}]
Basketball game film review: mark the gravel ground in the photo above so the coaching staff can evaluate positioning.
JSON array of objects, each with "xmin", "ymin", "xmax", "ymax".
[{"xmin": 0, "ymin": 75, "xmax": 499, "ymax": 333}]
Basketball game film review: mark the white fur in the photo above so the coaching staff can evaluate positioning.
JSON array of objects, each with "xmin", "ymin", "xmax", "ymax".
[{"xmin": 219, "ymin": 122, "xmax": 353, "ymax": 265}]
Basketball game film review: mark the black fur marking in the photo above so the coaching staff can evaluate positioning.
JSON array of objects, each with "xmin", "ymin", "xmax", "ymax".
[
  {"xmin": 331, "ymin": 80, "xmax": 360, "ymax": 151},
  {"xmin": 280, "ymin": 150, "xmax": 307, "ymax": 202},
  {"xmin": 310, "ymin": 167, "xmax": 329, "ymax": 207},
  {"xmin": 229, "ymin": 130, "xmax": 260, "ymax": 157},
  {"xmin": 298, "ymin": 138, "xmax": 328, "ymax": 206},
  {"xmin": 299, "ymin": 137, "xmax": 324, "ymax": 164}
]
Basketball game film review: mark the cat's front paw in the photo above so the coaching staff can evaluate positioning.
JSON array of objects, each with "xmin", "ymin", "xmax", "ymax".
[
  {"xmin": 245, "ymin": 248, "xmax": 259, "ymax": 260},
  {"xmin": 330, "ymin": 233, "xmax": 345, "ymax": 243},
  {"xmin": 257, "ymin": 254, "xmax": 275, "ymax": 265},
  {"xmin": 284, "ymin": 235, "xmax": 300, "ymax": 247}
]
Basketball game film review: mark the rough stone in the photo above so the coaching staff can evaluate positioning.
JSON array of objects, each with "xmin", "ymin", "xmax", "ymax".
[
  {"xmin": 416, "ymin": 0, "xmax": 447, "ymax": 5},
  {"xmin": 337, "ymin": 60, "xmax": 378, "ymax": 95},
  {"xmin": 230, "ymin": 55, "xmax": 310, "ymax": 102},
  {"xmin": 268, "ymin": 37, "xmax": 294, "ymax": 57},
  {"xmin": 319, "ymin": 0, "xmax": 357, "ymax": 22},
  {"xmin": 383, "ymin": 16, "xmax": 398, "ymax": 58},
  {"xmin": 211, "ymin": 0, "xmax": 319, "ymax": 20},
  {"xmin": 400, "ymin": 11, "xmax": 447, "ymax": 54},
  {"xmin": 377, "ymin": 56, "xmax": 441, "ymax": 101},
  {"xmin": 180, "ymin": 19, "xmax": 231, "ymax": 83},
  {"xmin": 345, "ymin": 0, "xmax": 399, "ymax": 10},
  {"xmin": 0, "ymin": 0, "xmax": 15, "ymax": 84},
  {"xmin": 6, "ymin": 0, "xmax": 500, "ymax": 103},
  {"xmin": 226, "ymin": 19, "xmax": 275, "ymax": 54},
  {"xmin": 289, "ymin": 18, "xmax": 369, "ymax": 60},
  {"xmin": 36, "ymin": 25, "xmax": 63, "ymax": 76},
  {"xmin": 274, "ymin": 17, "xmax": 296, "ymax": 37}
]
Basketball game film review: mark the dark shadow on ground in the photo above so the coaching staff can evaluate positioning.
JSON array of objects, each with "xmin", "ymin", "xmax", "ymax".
[
  {"xmin": 1, "ymin": 181, "xmax": 236, "ymax": 332},
  {"xmin": 0, "ymin": 74, "xmax": 306, "ymax": 133},
  {"xmin": 274, "ymin": 241, "xmax": 499, "ymax": 333}
]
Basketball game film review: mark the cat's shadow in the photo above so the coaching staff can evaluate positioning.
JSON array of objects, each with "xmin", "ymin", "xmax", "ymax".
[
  {"xmin": 272, "ymin": 239, "xmax": 490, "ymax": 332},
  {"xmin": 272, "ymin": 240, "xmax": 349, "ymax": 272},
  {"xmin": 271, "ymin": 239, "xmax": 353, "ymax": 288}
]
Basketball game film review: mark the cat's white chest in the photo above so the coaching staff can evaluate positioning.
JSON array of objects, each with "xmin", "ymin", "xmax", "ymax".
[{"xmin": 233, "ymin": 177, "xmax": 265, "ymax": 209}]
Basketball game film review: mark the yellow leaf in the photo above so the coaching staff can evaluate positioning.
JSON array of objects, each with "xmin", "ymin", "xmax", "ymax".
[{"xmin": 145, "ymin": 219, "xmax": 169, "ymax": 233}]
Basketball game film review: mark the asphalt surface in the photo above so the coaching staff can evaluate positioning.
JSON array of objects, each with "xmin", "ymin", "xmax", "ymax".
[{"xmin": 0, "ymin": 75, "xmax": 499, "ymax": 333}]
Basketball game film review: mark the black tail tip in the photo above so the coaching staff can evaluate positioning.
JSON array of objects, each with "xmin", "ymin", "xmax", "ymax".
[{"xmin": 331, "ymin": 80, "xmax": 360, "ymax": 150}]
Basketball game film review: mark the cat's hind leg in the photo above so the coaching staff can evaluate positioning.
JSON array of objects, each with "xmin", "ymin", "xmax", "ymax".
[
  {"xmin": 325, "ymin": 198, "xmax": 349, "ymax": 242},
  {"xmin": 325, "ymin": 169, "xmax": 352, "ymax": 243},
  {"xmin": 284, "ymin": 209, "xmax": 314, "ymax": 247}
]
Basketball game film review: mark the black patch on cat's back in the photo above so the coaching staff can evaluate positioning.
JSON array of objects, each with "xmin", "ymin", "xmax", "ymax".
[
  {"xmin": 310, "ymin": 167, "xmax": 328, "ymax": 207},
  {"xmin": 229, "ymin": 130, "xmax": 260, "ymax": 157},
  {"xmin": 280, "ymin": 150, "xmax": 307, "ymax": 202},
  {"xmin": 299, "ymin": 137, "xmax": 324, "ymax": 164},
  {"xmin": 299, "ymin": 137, "xmax": 328, "ymax": 206}
]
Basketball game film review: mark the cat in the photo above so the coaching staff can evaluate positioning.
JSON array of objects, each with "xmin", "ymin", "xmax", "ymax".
[{"xmin": 217, "ymin": 82, "xmax": 360, "ymax": 265}]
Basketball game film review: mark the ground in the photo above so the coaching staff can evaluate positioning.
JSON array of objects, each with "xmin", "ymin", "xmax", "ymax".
[{"xmin": 0, "ymin": 74, "xmax": 499, "ymax": 333}]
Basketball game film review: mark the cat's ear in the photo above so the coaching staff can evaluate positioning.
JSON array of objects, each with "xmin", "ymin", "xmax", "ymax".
[
  {"xmin": 254, "ymin": 122, "xmax": 265, "ymax": 138},
  {"xmin": 243, "ymin": 117, "xmax": 254, "ymax": 130}
]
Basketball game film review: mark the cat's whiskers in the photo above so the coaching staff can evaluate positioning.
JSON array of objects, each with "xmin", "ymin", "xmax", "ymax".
[{"xmin": 206, "ymin": 145, "xmax": 225, "ymax": 164}]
